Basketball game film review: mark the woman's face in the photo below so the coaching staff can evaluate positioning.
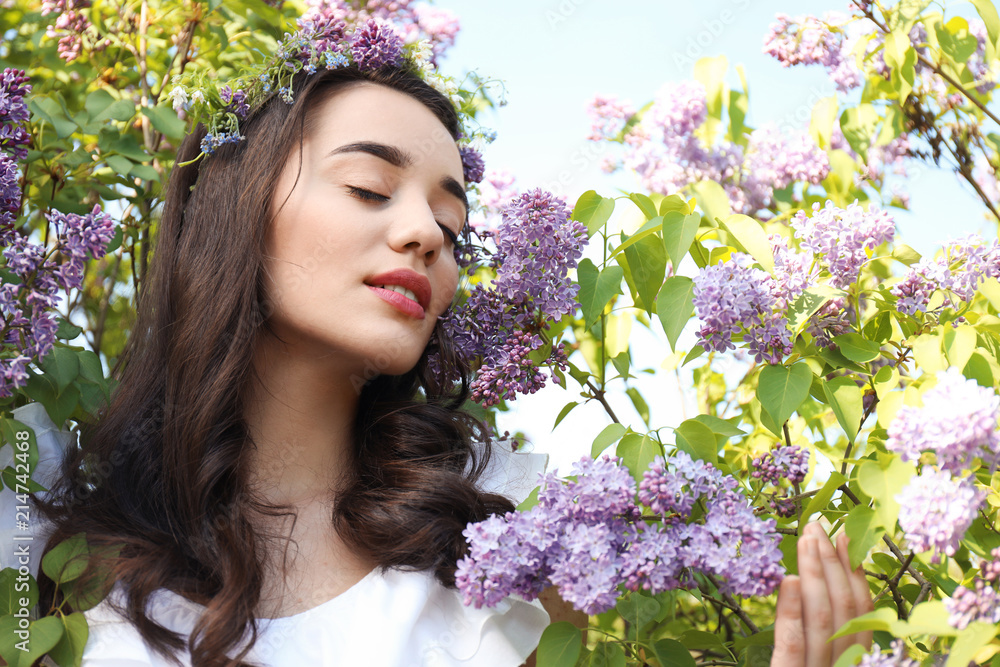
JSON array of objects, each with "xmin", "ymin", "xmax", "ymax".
[{"xmin": 263, "ymin": 82, "xmax": 466, "ymax": 377}]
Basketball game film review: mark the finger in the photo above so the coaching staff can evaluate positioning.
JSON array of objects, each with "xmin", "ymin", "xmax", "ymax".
[
  {"xmin": 810, "ymin": 525, "xmax": 857, "ymax": 659},
  {"xmin": 837, "ymin": 532, "xmax": 874, "ymax": 650},
  {"xmin": 771, "ymin": 575, "xmax": 806, "ymax": 667},
  {"xmin": 798, "ymin": 531, "xmax": 833, "ymax": 667}
]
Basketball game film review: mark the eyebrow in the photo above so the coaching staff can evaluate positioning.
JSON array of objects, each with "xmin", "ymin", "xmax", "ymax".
[{"xmin": 328, "ymin": 141, "xmax": 469, "ymax": 218}]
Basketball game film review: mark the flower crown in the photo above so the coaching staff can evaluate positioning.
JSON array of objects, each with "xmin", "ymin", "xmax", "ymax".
[{"xmin": 168, "ymin": 14, "xmax": 491, "ymax": 186}]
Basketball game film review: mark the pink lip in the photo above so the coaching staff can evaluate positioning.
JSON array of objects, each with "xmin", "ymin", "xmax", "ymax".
[{"xmin": 365, "ymin": 269, "xmax": 432, "ymax": 319}]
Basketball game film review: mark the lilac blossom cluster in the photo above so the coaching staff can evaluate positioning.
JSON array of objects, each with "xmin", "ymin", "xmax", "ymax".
[
  {"xmin": 945, "ymin": 579, "xmax": 1000, "ymax": 630},
  {"xmin": 442, "ymin": 189, "xmax": 587, "ymax": 406},
  {"xmin": 455, "ymin": 452, "xmax": 784, "ymax": 614},
  {"xmin": 349, "ymin": 17, "xmax": 404, "ymax": 70},
  {"xmin": 857, "ymin": 639, "xmax": 920, "ymax": 667},
  {"xmin": 458, "ymin": 146, "xmax": 485, "ymax": 184},
  {"xmin": 752, "ymin": 444, "xmax": 809, "ymax": 486},
  {"xmin": 0, "ymin": 69, "xmax": 31, "ymax": 163},
  {"xmin": 762, "ymin": 12, "xmax": 863, "ymax": 93},
  {"xmin": 469, "ymin": 169, "xmax": 518, "ymax": 233},
  {"xmin": 587, "ymin": 81, "xmax": 828, "ymax": 216},
  {"xmin": 791, "ymin": 201, "xmax": 895, "ymax": 288},
  {"xmin": 692, "ymin": 252, "xmax": 794, "ymax": 364},
  {"xmin": 41, "ymin": 0, "xmax": 92, "ymax": 62},
  {"xmin": 895, "ymin": 468, "xmax": 986, "ymax": 563},
  {"xmin": 886, "ymin": 368, "xmax": 1000, "ymax": 473},
  {"xmin": 891, "ymin": 234, "xmax": 1000, "ymax": 317},
  {"xmin": 302, "ymin": 0, "xmax": 460, "ymax": 65},
  {"xmin": 984, "ymin": 547, "xmax": 1000, "ymax": 584}
]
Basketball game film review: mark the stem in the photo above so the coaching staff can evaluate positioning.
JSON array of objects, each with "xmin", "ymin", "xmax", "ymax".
[
  {"xmin": 585, "ymin": 379, "xmax": 620, "ymax": 424},
  {"xmin": 704, "ymin": 574, "xmax": 760, "ymax": 635}
]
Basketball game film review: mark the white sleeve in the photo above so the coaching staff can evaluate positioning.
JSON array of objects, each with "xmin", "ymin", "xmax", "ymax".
[
  {"xmin": 0, "ymin": 402, "xmax": 76, "ymax": 587},
  {"xmin": 472, "ymin": 440, "xmax": 548, "ymax": 507}
]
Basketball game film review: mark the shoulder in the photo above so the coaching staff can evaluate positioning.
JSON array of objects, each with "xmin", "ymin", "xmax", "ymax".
[
  {"xmin": 80, "ymin": 583, "xmax": 191, "ymax": 666},
  {"xmin": 336, "ymin": 568, "xmax": 550, "ymax": 667}
]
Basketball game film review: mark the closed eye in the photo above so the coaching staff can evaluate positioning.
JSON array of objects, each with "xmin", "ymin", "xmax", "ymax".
[
  {"xmin": 439, "ymin": 224, "xmax": 461, "ymax": 248},
  {"xmin": 347, "ymin": 186, "xmax": 389, "ymax": 203}
]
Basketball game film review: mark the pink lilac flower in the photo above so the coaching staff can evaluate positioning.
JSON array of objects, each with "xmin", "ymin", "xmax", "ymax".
[
  {"xmin": 456, "ymin": 453, "xmax": 784, "ymax": 614},
  {"xmin": 585, "ymin": 94, "xmax": 635, "ymax": 142},
  {"xmin": 857, "ymin": 640, "xmax": 919, "ymax": 667},
  {"xmin": 896, "ymin": 469, "xmax": 985, "ymax": 563},
  {"xmin": 413, "ymin": 4, "xmax": 459, "ymax": 64},
  {"xmin": 946, "ymin": 580, "xmax": 1000, "ymax": 630},
  {"xmin": 350, "ymin": 18, "xmax": 404, "ymax": 71},
  {"xmin": 752, "ymin": 444, "xmax": 809, "ymax": 486},
  {"xmin": 791, "ymin": 201, "xmax": 895, "ymax": 288},
  {"xmin": 887, "ymin": 368, "xmax": 1000, "ymax": 473},
  {"xmin": 983, "ymin": 547, "xmax": 1000, "ymax": 584},
  {"xmin": 41, "ymin": 0, "xmax": 91, "ymax": 62},
  {"xmin": 470, "ymin": 169, "xmax": 517, "ymax": 233},
  {"xmin": 762, "ymin": 12, "xmax": 863, "ymax": 93}
]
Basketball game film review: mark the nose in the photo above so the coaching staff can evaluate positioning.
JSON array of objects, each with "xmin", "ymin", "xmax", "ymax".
[{"xmin": 387, "ymin": 194, "xmax": 445, "ymax": 265}]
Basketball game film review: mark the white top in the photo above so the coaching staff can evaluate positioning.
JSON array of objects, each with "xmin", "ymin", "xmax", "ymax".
[{"xmin": 1, "ymin": 402, "xmax": 550, "ymax": 667}]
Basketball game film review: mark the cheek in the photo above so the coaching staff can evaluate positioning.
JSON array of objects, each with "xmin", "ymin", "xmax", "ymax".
[{"xmin": 431, "ymin": 264, "xmax": 460, "ymax": 318}]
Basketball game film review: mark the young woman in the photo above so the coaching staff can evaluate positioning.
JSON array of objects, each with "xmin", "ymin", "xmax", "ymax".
[{"xmin": 11, "ymin": 20, "xmax": 873, "ymax": 667}]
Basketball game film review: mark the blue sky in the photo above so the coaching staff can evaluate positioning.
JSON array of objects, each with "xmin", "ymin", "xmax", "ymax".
[{"xmin": 436, "ymin": 1, "xmax": 999, "ymax": 472}]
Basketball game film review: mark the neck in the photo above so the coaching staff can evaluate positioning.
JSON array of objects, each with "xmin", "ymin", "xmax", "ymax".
[{"xmin": 244, "ymin": 334, "xmax": 363, "ymax": 507}]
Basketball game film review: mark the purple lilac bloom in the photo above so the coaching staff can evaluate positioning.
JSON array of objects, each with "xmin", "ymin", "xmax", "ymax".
[
  {"xmin": 442, "ymin": 189, "xmax": 587, "ymax": 406},
  {"xmin": 40, "ymin": 0, "xmax": 91, "ymax": 62},
  {"xmin": 638, "ymin": 450, "xmax": 737, "ymax": 518},
  {"xmin": 892, "ymin": 234, "xmax": 1000, "ymax": 316},
  {"xmin": 47, "ymin": 204, "xmax": 117, "ymax": 265},
  {"xmin": 0, "ymin": 154, "xmax": 19, "ymax": 240},
  {"xmin": 350, "ymin": 18, "xmax": 404, "ymax": 71},
  {"xmin": 886, "ymin": 367, "xmax": 1000, "ymax": 473},
  {"xmin": 752, "ymin": 444, "xmax": 809, "ymax": 486},
  {"xmin": 456, "ymin": 453, "xmax": 784, "ymax": 614},
  {"xmin": 857, "ymin": 640, "xmax": 920, "ymax": 667},
  {"xmin": 791, "ymin": 201, "xmax": 895, "ymax": 288},
  {"xmin": 585, "ymin": 94, "xmax": 635, "ymax": 142},
  {"xmin": 762, "ymin": 12, "xmax": 863, "ymax": 93},
  {"xmin": 945, "ymin": 580, "xmax": 1000, "ymax": 630},
  {"xmin": 459, "ymin": 145, "xmax": 484, "ymax": 184},
  {"xmin": 806, "ymin": 297, "xmax": 851, "ymax": 349},
  {"xmin": 692, "ymin": 252, "xmax": 793, "ymax": 362},
  {"xmin": 769, "ymin": 233, "xmax": 816, "ymax": 309},
  {"xmin": 741, "ymin": 125, "xmax": 829, "ymax": 211},
  {"xmin": 896, "ymin": 469, "xmax": 985, "ymax": 563},
  {"xmin": 295, "ymin": 11, "xmax": 347, "ymax": 56}
]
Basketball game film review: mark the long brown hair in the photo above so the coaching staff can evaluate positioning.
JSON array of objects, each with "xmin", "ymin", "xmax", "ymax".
[{"xmin": 33, "ymin": 65, "xmax": 514, "ymax": 667}]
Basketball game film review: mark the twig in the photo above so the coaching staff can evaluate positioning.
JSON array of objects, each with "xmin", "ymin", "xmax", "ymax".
[
  {"xmin": 585, "ymin": 378, "xmax": 621, "ymax": 424},
  {"xmin": 704, "ymin": 574, "xmax": 760, "ymax": 635}
]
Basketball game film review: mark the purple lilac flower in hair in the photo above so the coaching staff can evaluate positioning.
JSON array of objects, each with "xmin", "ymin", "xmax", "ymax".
[
  {"xmin": 350, "ymin": 18, "xmax": 404, "ymax": 71},
  {"xmin": 459, "ymin": 145, "xmax": 485, "ymax": 184}
]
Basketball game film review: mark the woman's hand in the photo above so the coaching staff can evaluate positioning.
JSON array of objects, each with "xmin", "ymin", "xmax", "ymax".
[{"xmin": 771, "ymin": 521, "xmax": 875, "ymax": 666}]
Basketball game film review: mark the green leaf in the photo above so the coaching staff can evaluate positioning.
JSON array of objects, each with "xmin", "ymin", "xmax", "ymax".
[
  {"xmin": 622, "ymin": 235, "xmax": 666, "ymax": 315},
  {"xmin": 47, "ymin": 611, "xmax": 89, "ymax": 667},
  {"xmin": 840, "ymin": 104, "xmax": 878, "ymax": 158},
  {"xmin": 612, "ymin": 218, "xmax": 664, "ymax": 260},
  {"xmin": 577, "ymin": 259, "xmax": 624, "ymax": 329},
  {"xmin": 689, "ymin": 180, "xmax": 731, "ymax": 223},
  {"xmin": 717, "ymin": 214, "xmax": 774, "ymax": 273},
  {"xmin": 829, "ymin": 607, "xmax": 896, "ymax": 639},
  {"xmin": 691, "ymin": 414, "xmax": 745, "ymax": 438},
  {"xmin": 674, "ymin": 418, "xmax": 717, "ymax": 463},
  {"xmin": 858, "ymin": 458, "xmax": 916, "ymax": 531},
  {"xmin": 105, "ymin": 154, "xmax": 134, "ymax": 176},
  {"xmin": 39, "ymin": 346, "xmax": 80, "ymax": 394},
  {"xmin": 655, "ymin": 276, "xmax": 694, "ymax": 352},
  {"xmin": 617, "ymin": 433, "xmax": 659, "ymax": 483},
  {"xmin": 588, "ymin": 642, "xmax": 626, "ymax": 667},
  {"xmin": 658, "ymin": 194, "xmax": 691, "ymax": 216},
  {"xmin": 946, "ymin": 621, "xmax": 998, "ymax": 667},
  {"xmin": 788, "ymin": 285, "xmax": 846, "ymax": 335},
  {"xmin": 553, "ymin": 402, "xmax": 579, "ymax": 430},
  {"xmin": 662, "ymin": 211, "xmax": 700, "ymax": 270},
  {"xmin": 651, "ymin": 639, "xmax": 696, "ymax": 667},
  {"xmin": 832, "ymin": 333, "xmax": 882, "ymax": 364},
  {"xmin": 592, "ymin": 423, "xmax": 627, "ymax": 458},
  {"xmin": 140, "ymin": 105, "xmax": 186, "ymax": 138},
  {"xmin": 18, "ymin": 615, "xmax": 65, "ymax": 667},
  {"xmin": 616, "ymin": 591, "xmax": 661, "ymax": 639},
  {"xmin": 55, "ymin": 317, "xmax": 84, "ymax": 340},
  {"xmin": 29, "ymin": 96, "xmax": 77, "ymax": 138},
  {"xmin": 897, "ymin": 600, "xmax": 958, "ymax": 637},
  {"xmin": 943, "ymin": 324, "xmax": 976, "ymax": 370},
  {"xmin": 629, "ymin": 193, "xmax": 658, "ymax": 220},
  {"xmin": 964, "ymin": 350, "xmax": 994, "ymax": 387},
  {"xmin": 971, "ymin": 0, "xmax": 1000, "ymax": 49},
  {"xmin": 823, "ymin": 376, "xmax": 864, "ymax": 443},
  {"xmin": 844, "ymin": 505, "xmax": 883, "ymax": 569},
  {"xmin": 809, "ymin": 96, "xmax": 839, "ymax": 149},
  {"xmin": 572, "ymin": 191, "xmax": 615, "ymax": 237},
  {"xmin": 42, "ymin": 533, "xmax": 90, "ymax": 585},
  {"xmin": 625, "ymin": 387, "xmax": 650, "ymax": 427},
  {"xmin": 891, "ymin": 244, "xmax": 922, "ymax": 265},
  {"xmin": 536, "ymin": 622, "xmax": 582, "ymax": 667},
  {"xmin": 801, "ymin": 471, "xmax": 847, "ymax": 522},
  {"xmin": 756, "ymin": 363, "xmax": 813, "ymax": 433}
]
